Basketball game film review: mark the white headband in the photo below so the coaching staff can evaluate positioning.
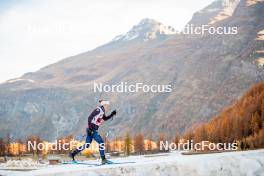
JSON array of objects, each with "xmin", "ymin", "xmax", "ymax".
[{"xmin": 100, "ymin": 100, "xmax": 110, "ymax": 106}]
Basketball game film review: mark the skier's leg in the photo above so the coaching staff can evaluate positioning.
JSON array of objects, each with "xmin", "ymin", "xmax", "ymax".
[
  {"xmin": 93, "ymin": 131, "xmax": 106, "ymax": 160},
  {"xmin": 70, "ymin": 129, "xmax": 93, "ymax": 160}
]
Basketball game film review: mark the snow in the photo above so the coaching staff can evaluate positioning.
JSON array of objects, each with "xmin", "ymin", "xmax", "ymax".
[
  {"xmin": 112, "ymin": 35, "xmax": 124, "ymax": 41},
  {"xmin": 6, "ymin": 78, "xmax": 35, "ymax": 83},
  {"xmin": 0, "ymin": 150, "xmax": 264, "ymax": 176},
  {"xmin": 111, "ymin": 18, "xmax": 176, "ymax": 42},
  {"xmin": 124, "ymin": 33, "xmax": 139, "ymax": 41},
  {"xmin": 0, "ymin": 158, "xmax": 45, "ymax": 170}
]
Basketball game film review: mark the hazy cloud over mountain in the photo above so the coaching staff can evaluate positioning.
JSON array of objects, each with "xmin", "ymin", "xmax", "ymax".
[{"xmin": 0, "ymin": 0, "xmax": 213, "ymax": 82}]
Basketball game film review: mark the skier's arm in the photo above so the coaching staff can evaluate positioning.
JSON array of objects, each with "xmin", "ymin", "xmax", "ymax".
[{"xmin": 102, "ymin": 110, "xmax": 117, "ymax": 121}]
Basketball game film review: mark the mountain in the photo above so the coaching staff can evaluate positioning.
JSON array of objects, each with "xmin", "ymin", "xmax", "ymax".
[
  {"xmin": 111, "ymin": 18, "xmax": 176, "ymax": 42},
  {"xmin": 0, "ymin": 0, "xmax": 264, "ymax": 140},
  {"xmin": 188, "ymin": 0, "xmax": 240, "ymax": 25}
]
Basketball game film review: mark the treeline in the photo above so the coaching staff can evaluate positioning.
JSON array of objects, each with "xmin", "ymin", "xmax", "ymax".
[
  {"xmin": 3, "ymin": 82, "xmax": 263, "ymax": 157},
  {"xmin": 122, "ymin": 132, "xmax": 169, "ymax": 156},
  {"xmin": 0, "ymin": 134, "xmax": 12, "ymax": 158},
  {"xmin": 0, "ymin": 132, "xmax": 169, "ymax": 158},
  {"xmin": 183, "ymin": 81, "xmax": 264, "ymax": 149},
  {"xmin": 0, "ymin": 135, "xmax": 74, "ymax": 158}
]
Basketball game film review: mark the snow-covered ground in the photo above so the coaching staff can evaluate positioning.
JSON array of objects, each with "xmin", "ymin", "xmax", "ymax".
[{"xmin": 0, "ymin": 150, "xmax": 264, "ymax": 176}]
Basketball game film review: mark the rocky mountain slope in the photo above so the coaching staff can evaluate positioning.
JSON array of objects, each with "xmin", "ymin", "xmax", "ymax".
[
  {"xmin": 188, "ymin": 0, "xmax": 240, "ymax": 25},
  {"xmin": 0, "ymin": 0, "xmax": 263, "ymax": 140}
]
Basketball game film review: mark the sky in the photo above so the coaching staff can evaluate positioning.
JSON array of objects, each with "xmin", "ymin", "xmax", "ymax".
[{"xmin": 0, "ymin": 0, "xmax": 214, "ymax": 82}]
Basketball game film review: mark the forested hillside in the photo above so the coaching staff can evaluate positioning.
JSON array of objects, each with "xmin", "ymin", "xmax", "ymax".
[{"xmin": 184, "ymin": 81, "xmax": 264, "ymax": 149}]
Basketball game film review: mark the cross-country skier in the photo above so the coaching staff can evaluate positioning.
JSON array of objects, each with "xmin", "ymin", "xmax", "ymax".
[{"xmin": 69, "ymin": 100, "xmax": 117, "ymax": 164}]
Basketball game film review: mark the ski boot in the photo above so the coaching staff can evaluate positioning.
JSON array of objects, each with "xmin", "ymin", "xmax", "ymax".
[
  {"xmin": 101, "ymin": 155, "xmax": 113, "ymax": 165},
  {"xmin": 69, "ymin": 152, "xmax": 77, "ymax": 164}
]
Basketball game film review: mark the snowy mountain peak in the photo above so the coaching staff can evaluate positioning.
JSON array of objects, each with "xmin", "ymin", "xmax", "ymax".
[{"xmin": 112, "ymin": 18, "xmax": 176, "ymax": 42}]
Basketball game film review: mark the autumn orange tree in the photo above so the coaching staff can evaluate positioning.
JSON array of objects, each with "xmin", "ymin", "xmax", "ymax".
[
  {"xmin": 156, "ymin": 133, "xmax": 166, "ymax": 151},
  {"xmin": 173, "ymin": 133, "xmax": 180, "ymax": 145},
  {"xmin": 183, "ymin": 81, "xmax": 264, "ymax": 149},
  {"xmin": 26, "ymin": 136, "xmax": 43, "ymax": 157},
  {"xmin": 16, "ymin": 139, "xmax": 25, "ymax": 159},
  {"xmin": 0, "ymin": 138, "xmax": 5, "ymax": 156},
  {"xmin": 5, "ymin": 133, "xmax": 12, "ymax": 157},
  {"xmin": 123, "ymin": 132, "xmax": 132, "ymax": 156},
  {"xmin": 146, "ymin": 134, "xmax": 153, "ymax": 151},
  {"xmin": 134, "ymin": 133, "xmax": 145, "ymax": 155}
]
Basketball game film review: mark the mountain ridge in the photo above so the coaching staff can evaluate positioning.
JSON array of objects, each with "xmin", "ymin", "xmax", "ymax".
[{"xmin": 0, "ymin": 0, "xmax": 263, "ymax": 140}]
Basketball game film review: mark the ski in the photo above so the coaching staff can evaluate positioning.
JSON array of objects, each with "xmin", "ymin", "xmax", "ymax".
[
  {"xmin": 61, "ymin": 160, "xmax": 136, "ymax": 166},
  {"xmin": 62, "ymin": 161, "xmax": 94, "ymax": 165},
  {"xmin": 95, "ymin": 161, "xmax": 136, "ymax": 166}
]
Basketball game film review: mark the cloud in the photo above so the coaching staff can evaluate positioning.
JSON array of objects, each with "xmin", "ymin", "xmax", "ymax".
[{"xmin": 0, "ymin": 0, "xmax": 213, "ymax": 82}]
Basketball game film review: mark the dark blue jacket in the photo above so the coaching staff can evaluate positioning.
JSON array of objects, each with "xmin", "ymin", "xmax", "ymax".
[{"xmin": 88, "ymin": 106, "xmax": 113, "ymax": 130}]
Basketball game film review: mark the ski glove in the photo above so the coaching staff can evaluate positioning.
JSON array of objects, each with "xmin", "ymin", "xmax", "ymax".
[
  {"xmin": 111, "ymin": 110, "xmax": 117, "ymax": 116},
  {"xmin": 87, "ymin": 128, "xmax": 94, "ymax": 136}
]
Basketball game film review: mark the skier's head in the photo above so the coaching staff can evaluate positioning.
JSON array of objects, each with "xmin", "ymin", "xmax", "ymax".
[{"xmin": 99, "ymin": 100, "xmax": 110, "ymax": 112}]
